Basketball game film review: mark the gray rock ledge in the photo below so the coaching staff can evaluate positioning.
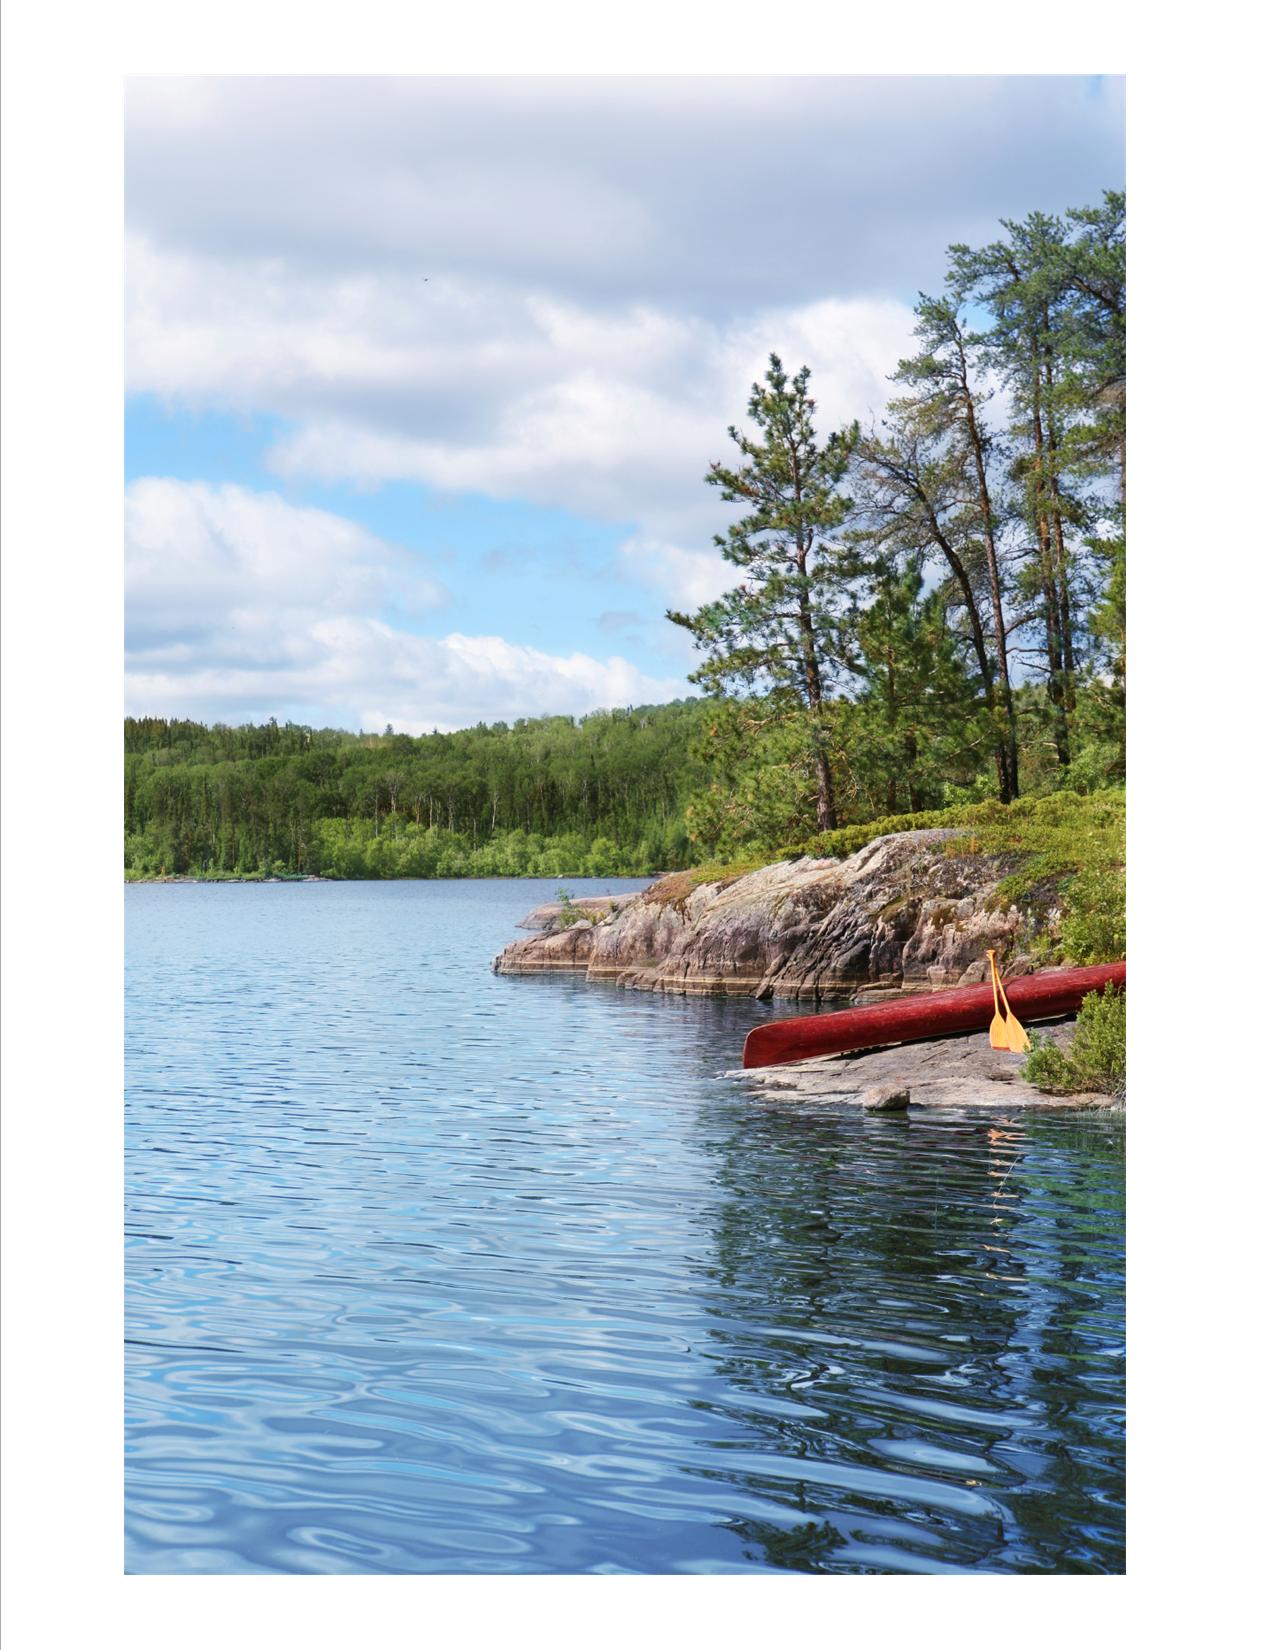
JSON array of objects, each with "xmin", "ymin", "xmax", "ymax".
[
  {"xmin": 744, "ymin": 1022, "xmax": 1119, "ymax": 1111},
  {"xmin": 861, "ymin": 1084, "xmax": 911, "ymax": 1111},
  {"xmin": 494, "ymin": 833, "xmax": 1060, "ymax": 1001}
]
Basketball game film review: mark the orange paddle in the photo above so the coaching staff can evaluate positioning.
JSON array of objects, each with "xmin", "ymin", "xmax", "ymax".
[{"xmin": 986, "ymin": 949, "xmax": 1031, "ymax": 1053}]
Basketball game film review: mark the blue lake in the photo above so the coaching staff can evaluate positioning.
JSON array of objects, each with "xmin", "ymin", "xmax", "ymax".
[{"xmin": 125, "ymin": 879, "xmax": 1125, "ymax": 1574}]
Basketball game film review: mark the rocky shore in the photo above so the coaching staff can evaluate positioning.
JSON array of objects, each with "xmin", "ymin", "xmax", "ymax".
[
  {"xmin": 494, "ymin": 830, "xmax": 1055, "ymax": 1001},
  {"xmin": 493, "ymin": 832, "xmax": 1121, "ymax": 1110},
  {"xmin": 742, "ymin": 1024, "xmax": 1118, "ymax": 1111}
]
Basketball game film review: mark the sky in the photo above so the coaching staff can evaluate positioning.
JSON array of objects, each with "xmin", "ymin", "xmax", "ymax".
[{"xmin": 125, "ymin": 74, "xmax": 1125, "ymax": 734}]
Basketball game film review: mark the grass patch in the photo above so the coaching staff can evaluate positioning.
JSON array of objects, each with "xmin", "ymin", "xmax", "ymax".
[
  {"xmin": 644, "ymin": 858, "xmax": 769, "ymax": 910},
  {"xmin": 1024, "ymin": 984, "xmax": 1126, "ymax": 1096}
]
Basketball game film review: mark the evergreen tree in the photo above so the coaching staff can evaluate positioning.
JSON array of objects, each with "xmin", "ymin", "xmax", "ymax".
[
  {"xmin": 881, "ymin": 293, "xmax": 1021, "ymax": 799},
  {"xmin": 850, "ymin": 407, "xmax": 1010, "ymax": 803},
  {"xmin": 946, "ymin": 203, "xmax": 1123, "ymax": 771},
  {"xmin": 668, "ymin": 355, "xmax": 862, "ymax": 833},
  {"xmin": 1058, "ymin": 191, "xmax": 1126, "ymax": 507},
  {"xmin": 851, "ymin": 559, "xmax": 985, "ymax": 813}
]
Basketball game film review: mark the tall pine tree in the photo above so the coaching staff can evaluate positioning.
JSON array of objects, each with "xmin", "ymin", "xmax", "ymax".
[{"xmin": 669, "ymin": 355, "xmax": 862, "ymax": 833}]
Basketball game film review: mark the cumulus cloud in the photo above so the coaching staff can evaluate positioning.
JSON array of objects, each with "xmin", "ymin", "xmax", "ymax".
[
  {"xmin": 125, "ymin": 479, "xmax": 685, "ymax": 729},
  {"xmin": 125, "ymin": 478, "xmax": 447, "ymax": 655},
  {"xmin": 129, "ymin": 236, "xmax": 917, "ymax": 553}
]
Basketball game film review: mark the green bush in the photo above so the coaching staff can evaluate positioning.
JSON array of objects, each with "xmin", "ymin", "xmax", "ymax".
[
  {"xmin": 1058, "ymin": 868, "xmax": 1125, "ymax": 964},
  {"xmin": 1024, "ymin": 984, "xmax": 1126, "ymax": 1095},
  {"xmin": 796, "ymin": 789, "xmax": 1123, "ymax": 879}
]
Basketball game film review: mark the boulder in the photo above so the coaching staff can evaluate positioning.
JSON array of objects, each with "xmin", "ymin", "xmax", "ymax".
[{"xmin": 861, "ymin": 1084, "xmax": 910, "ymax": 1112}]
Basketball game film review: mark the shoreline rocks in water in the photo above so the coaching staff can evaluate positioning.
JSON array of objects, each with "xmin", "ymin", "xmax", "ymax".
[
  {"xmin": 493, "ymin": 835, "xmax": 1124, "ymax": 1108},
  {"xmin": 494, "ymin": 830, "xmax": 1056, "ymax": 1002}
]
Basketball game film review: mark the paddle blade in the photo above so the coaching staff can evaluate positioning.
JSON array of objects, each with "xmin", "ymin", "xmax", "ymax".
[
  {"xmin": 986, "ymin": 948, "xmax": 1019, "ymax": 1052},
  {"xmin": 1001, "ymin": 1009, "xmax": 1031, "ymax": 1053}
]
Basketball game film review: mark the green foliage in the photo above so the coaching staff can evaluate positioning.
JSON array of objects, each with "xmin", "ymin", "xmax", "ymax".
[
  {"xmin": 669, "ymin": 354, "xmax": 868, "ymax": 832},
  {"xmin": 846, "ymin": 558, "xmax": 988, "ymax": 811},
  {"xmin": 800, "ymin": 787, "xmax": 1118, "ymax": 863},
  {"xmin": 124, "ymin": 704, "xmax": 707, "ymax": 880},
  {"xmin": 1057, "ymin": 869, "xmax": 1125, "ymax": 964},
  {"xmin": 556, "ymin": 888, "xmax": 585, "ymax": 927},
  {"xmin": 1024, "ymin": 984, "xmax": 1126, "ymax": 1095},
  {"xmin": 941, "ymin": 790, "xmax": 1125, "ymax": 906},
  {"xmin": 668, "ymin": 354, "xmax": 863, "ymax": 703}
]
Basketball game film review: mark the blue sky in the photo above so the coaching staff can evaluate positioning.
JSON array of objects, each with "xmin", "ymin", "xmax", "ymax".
[
  {"xmin": 126, "ymin": 398, "xmax": 648, "ymax": 672},
  {"xmin": 126, "ymin": 75, "xmax": 1124, "ymax": 732}
]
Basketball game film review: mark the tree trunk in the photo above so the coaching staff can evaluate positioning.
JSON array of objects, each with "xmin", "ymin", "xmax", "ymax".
[
  {"xmin": 1029, "ymin": 369, "xmax": 1071, "ymax": 767},
  {"xmin": 794, "ymin": 536, "xmax": 837, "ymax": 833},
  {"xmin": 1041, "ymin": 314, "xmax": 1078, "ymax": 714},
  {"xmin": 867, "ymin": 445, "xmax": 1011, "ymax": 803},
  {"xmin": 920, "ymin": 499, "xmax": 1012, "ymax": 804},
  {"xmin": 955, "ymin": 336, "xmax": 1019, "ymax": 798},
  {"xmin": 885, "ymin": 647, "xmax": 898, "ymax": 815}
]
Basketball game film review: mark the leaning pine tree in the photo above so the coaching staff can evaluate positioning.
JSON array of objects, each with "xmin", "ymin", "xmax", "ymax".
[{"xmin": 668, "ymin": 355, "xmax": 861, "ymax": 835}]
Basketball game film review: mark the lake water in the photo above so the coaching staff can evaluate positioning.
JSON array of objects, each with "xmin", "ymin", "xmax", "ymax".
[{"xmin": 125, "ymin": 879, "xmax": 1125, "ymax": 1574}]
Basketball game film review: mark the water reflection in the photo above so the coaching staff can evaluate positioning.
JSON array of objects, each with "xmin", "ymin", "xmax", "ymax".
[{"xmin": 691, "ymin": 1094, "xmax": 1125, "ymax": 1572}]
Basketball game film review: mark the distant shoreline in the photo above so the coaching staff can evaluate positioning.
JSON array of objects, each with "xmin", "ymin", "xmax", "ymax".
[{"xmin": 125, "ymin": 872, "xmax": 662, "ymax": 885}]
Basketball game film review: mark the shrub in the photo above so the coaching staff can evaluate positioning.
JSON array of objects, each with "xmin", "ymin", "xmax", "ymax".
[
  {"xmin": 1024, "ymin": 984, "xmax": 1126, "ymax": 1095},
  {"xmin": 556, "ymin": 888, "xmax": 585, "ymax": 928},
  {"xmin": 1058, "ymin": 868, "xmax": 1125, "ymax": 964}
]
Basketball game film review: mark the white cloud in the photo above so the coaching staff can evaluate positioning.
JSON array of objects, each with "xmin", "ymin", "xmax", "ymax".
[
  {"xmin": 126, "ymin": 76, "xmax": 1124, "ymax": 312},
  {"xmin": 618, "ymin": 536, "xmax": 739, "ymax": 610},
  {"xmin": 128, "ymin": 235, "xmax": 917, "ymax": 559},
  {"xmin": 124, "ymin": 479, "xmax": 685, "ymax": 729},
  {"xmin": 125, "ymin": 478, "xmax": 447, "ymax": 655}
]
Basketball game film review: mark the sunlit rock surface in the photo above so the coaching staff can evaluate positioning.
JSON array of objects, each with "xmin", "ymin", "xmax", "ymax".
[
  {"xmin": 495, "ymin": 830, "xmax": 1058, "ymax": 1003},
  {"xmin": 743, "ymin": 1024, "xmax": 1118, "ymax": 1110}
]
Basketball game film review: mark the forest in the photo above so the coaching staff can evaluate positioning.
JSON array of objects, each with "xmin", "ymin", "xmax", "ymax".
[
  {"xmin": 125, "ymin": 193, "xmax": 1124, "ymax": 884},
  {"xmin": 124, "ymin": 704, "xmax": 713, "ymax": 879}
]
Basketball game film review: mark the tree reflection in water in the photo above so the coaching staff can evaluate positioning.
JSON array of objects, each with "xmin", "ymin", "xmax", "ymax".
[{"xmin": 688, "ymin": 1089, "xmax": 1125, "ymax": 1574}]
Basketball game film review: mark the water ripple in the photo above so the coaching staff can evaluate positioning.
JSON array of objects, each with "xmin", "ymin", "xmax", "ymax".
[{"xmin": 126, "ymin": 879, "xmax": 1124, "ymax": 1573}]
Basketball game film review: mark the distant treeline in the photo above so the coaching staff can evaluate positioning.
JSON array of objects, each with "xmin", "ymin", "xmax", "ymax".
[
  {"xmin": 124, "ymin": 681, "xmax": 1121, "ymax": 882},
  {"xmin": 124, "ymin": 703, "xmax": 714, "ymax": 879}
]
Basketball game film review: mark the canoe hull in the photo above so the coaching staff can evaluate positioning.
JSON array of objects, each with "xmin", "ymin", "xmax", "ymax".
[{"xmin": 741, "ymin": 963, "xmax": 1126, "ymax": 1070}]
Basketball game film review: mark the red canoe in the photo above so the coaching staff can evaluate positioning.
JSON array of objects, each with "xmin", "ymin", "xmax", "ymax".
[{"xmin": 741, "ymin": 962, "xmax": 1126, "ymax": 1069}]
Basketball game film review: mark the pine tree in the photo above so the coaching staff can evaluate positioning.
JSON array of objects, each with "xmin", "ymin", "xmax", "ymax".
[
  {"xmin": 1058, "ymin": 191, "xmax": 1126, "ymax": 508},
  {"xmin": 668, "ymin": 355, "xmax": 863, "ymax": 834},
  {"xmin": 852, "ymin": 559, "xmax": 985, "ymax": 813},
  {"xmin": 850, "ymin": 403, "xmax": 1012, "ymax": 803},
  {"xmin": 887, "ymin": 294, "xmax": 1021, "ymax": 798}
]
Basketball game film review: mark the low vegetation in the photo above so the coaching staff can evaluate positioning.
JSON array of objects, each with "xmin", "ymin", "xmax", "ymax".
[{"xmin": 1024, "ymin": 984, "xmax": 1126, "ymax": 1096}]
